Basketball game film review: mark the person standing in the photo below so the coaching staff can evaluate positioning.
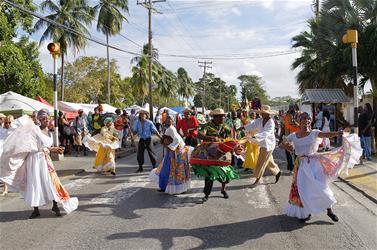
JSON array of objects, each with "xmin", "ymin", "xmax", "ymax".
[
  {"xmin": 320, "ymin": 109, "xmax": 331, "ymax": 150},
  {"xmin": 72, "ymin": 109, "xmax": 89, "ymax": 156},
  {"xmin": 314, "ymin": 105, "xmax": 323, "ymax": 129},
  {"xmin": 114, "ymin": 109, "xmax": 125, "ymax": 150},
  {"xmin": 92, "ymin": 107, "xmax": 102, "ymax": 135},
  {"xmin": 226, "ymin": 111, "xmax": 242, "ymax": 139},
  {"xmin": 133, "ymin": 110, "xmax": 162, "ymax": 173},
  {"xmin": 243, "ymin": 111, "xmax": 259, "ymax": 172},
  {"xmin": 244, "ymin": 105, "xmax": 281, "ymax": 187},
  {"xmin": 358, "ymin": 103, "xmax": 373, "ymax": 161},
  {"xmin": 0, "ymin": 115, "xmax": 14, "ymax": 196},
  {"xmin": 192, "ymin": 108, "xmax": 240, "ymax": 201},
  {"xmin": 155, "ymin": 109, "xmax": 162, "ymax": 133},
  {"xmin": 0, "ymin": 113, "xmax": 6, "ymax": 127},
  {"xmin": 280, "ymin": 112, "xmax": 362, "ymax": 223},
  {"xmin": 149, "ymin": 115, "xmax": 191, "ymax": 194},
  {"xmin": 176, "ymin": 108, "xmax": 199, "ymax": 147},
  {"xmin": 84, "ymin": 117, "xmax": 119, "ymax": 176},
  {"xmin": 0, "ymin": 110, "xmax": 78, "ymax": 219}
]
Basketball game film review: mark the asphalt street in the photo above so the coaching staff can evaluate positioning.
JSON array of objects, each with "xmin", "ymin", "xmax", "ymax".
[{"xmin": 0, "ymin": 145, "xmax": 376, "ymax": 250}]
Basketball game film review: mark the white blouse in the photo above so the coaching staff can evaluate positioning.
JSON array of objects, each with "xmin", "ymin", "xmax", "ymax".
[
  {"xmin": 287, "ymin": 129, "xmax": 322, "ymax": 156},
  {"xmin": 244, "ymin": 118, "xmax": 276, "ymax": 151}
]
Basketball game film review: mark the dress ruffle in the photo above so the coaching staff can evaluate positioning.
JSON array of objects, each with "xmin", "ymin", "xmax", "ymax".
[
  {"xmin": 192, "ymin": 164, "xmax": 240, "ymax": 183},
  {"xmin": 284, "ymin": 202, "xmax": 310, "ymax": 219}
]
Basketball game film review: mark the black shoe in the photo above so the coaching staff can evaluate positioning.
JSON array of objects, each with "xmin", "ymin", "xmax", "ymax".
[
  {"xmin": 299, "ymin": 214, "xmax": 311, "ymax": 223},
  {"xmin": 110, "ymin": 171, "xmax": 116, "ymax": 176},
  {"xmin": 327, "ymin": 211, "xmax": 339, "ymax": 222},
  {"xmin": 135, "ymin": 167, "xmax": 143, "ymax": 173},
  {"xmin": 221, "ymin": 191, "xmax": 229, "ymax": 199},
  {"xmin": 29, "ymin": 210, "xmax": 40, "ymax": 219},
  {"xmin": 275, "ymin": 171, "xmax": 281, "ymax": 184},
  {"xmin": 202, "ymin": 196, "xmax": 209, "ymax": 202},
  {"xmin": 52, "ymin": 206, "xmax": 61, "ymax": 217},
  {"xmin": 158, "ymin": 189, "xmax": 165, "ymax": 192}
]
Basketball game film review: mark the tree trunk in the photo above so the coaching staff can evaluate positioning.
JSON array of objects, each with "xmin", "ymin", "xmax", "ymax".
[
  {"xmin": 106, "ymin": 33, "xmax": 111, "ymax": 104},
  {"xmin": 61, "ymin": 53, "xmax": 64, "ymax": 101}
]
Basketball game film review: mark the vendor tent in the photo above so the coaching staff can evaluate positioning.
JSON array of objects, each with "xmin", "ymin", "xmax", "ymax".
[
  {"xmin": 0, "ymin": 91, "xmax": 53, "ymax": 116},
  {"xmin": 36, "ymin": 96, "xmax": 77, "ymax": 119},
  {"xmin": 58, "ymin": 101, "xmax": 117, "ymax": 114}
]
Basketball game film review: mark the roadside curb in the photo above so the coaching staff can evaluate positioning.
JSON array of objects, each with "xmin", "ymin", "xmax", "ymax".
[{"xmin": 338, "ymin": 176, "xmax": 377, "ymax": 204}]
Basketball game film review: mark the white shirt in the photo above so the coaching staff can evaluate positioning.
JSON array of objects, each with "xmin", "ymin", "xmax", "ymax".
[
  {"xmin": 244, "ymin": 117, "xmax": 276, "ymax": 151},
  {"xmin": 315, "ymin": 111, "xmax": 323, "ymax": 129}
]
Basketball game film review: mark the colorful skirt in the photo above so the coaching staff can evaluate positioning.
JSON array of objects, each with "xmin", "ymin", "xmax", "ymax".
[
  {"xmin": 242, "ymin": 141, "xmax": 260, "ymax": 169},
  {"xmin": 284, "ymin": 133, "xmax": 362, "ymax": 219},
  {"xmin": 149, "ymin": 146, "xmax": 191, "ymax": 194},
  {"xmin": 192, "ymin": 164, "xmax": 240, "ymax": 183}
]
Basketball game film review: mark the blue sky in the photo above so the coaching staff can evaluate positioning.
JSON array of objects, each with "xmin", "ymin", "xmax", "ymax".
[{"xmin": 31, "ymin": 0, "xmax": 321, "ymax": 98}]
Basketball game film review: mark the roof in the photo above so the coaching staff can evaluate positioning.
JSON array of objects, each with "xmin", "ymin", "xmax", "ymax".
[{"xmin": 301, "ymin": 89, "xmax": 350, "ymax": 104}]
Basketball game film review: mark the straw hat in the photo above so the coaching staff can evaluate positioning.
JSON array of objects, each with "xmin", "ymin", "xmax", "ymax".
[
  {"xmin": 183, "ymin": 108, "xmax": 193, "ymax": 114},
  {"xmin": 252, "ymin": 105, "xmax": 278, "ymax": 115},
  {"xmin": 137, "ymin": 109, "xmax": 149, "ymax": 115},
  {"xmin": 210, "ymin": 108, "xmax": 226, "ymax": 116}
]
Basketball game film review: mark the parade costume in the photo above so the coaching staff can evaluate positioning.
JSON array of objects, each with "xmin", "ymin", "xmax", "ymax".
[
  {"xmin": 149, "ymin": 125, "xmax": 191, "ymax": 194},
  {"xmin": 84, "ymin": 118, "xmax": 119, "ymax": 174},
  {"xmin": 0, "ymin": 116, "xmax": 78, "ymax": 215},
  {"xmin": 244, "ymin": 106, "xmax": 280, "ymax": 182},
  {"xmin": 242, "ymin": 130, "xmax": 260, "ymax": 170},
  {"xmin": 284, "ymin": 130, "xmax": 362, "ymax": 220},
  {"xmin": 190, "ymin": 110, "xmax": 240, "ymax": 200}
]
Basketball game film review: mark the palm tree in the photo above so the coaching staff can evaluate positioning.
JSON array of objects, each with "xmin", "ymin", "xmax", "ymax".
[
  {"xmin": 177, "ymin": 67, "xmax": 194, "ymax": 104},
  {"xmin": 94, "ymin": 0, "xmax": 129, "ymax": 104},
  {"xmin": 130, "ymin": 44, "xmax": 160, "ymax": 105},
  {"xmin": 34, "ymin": 0, "xmax": 94, "ymax": 101},
  {"xmin": 156, "ymin": 65, "xmax": 178, "ymax": 105}
]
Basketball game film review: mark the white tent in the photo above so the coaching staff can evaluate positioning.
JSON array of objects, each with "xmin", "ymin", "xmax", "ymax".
[
  {"xmin": 142, "ymin": 103, "xmax": 158, "ymax": 117},
  {"xmin": 160, "ymin": 107, "xmax": 177, "ymax": 115},
  {"xmin": 0, "ymin": 91, "xmax": 53, "ymax": 116},
  {"xmin": 58, "ymin": 101, "xmax": 117, "ymax": 114}
]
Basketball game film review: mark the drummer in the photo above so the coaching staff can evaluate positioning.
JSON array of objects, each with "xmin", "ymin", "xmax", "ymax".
[{"xmin": 192, "ymin": 108, "xmax": 240, "ymax": 201}]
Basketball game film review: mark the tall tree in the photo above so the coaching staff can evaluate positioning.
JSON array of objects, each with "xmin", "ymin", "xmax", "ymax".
[
  {"xmin": 0, "ymin": 1, "xmax": 51, "ymax": 100},
  {"xmin": 94, "ymin": 0, "xmax": 129, "ymax": 104},
  {"xmin": 177, "ymin": 67, "xmax": 195, "ymax": 103},
  {"xmin": 34, "ymin": 0, "xmax": 94, "ymax": 101},
  {"xmin": 238, "ymin": 74, "xmax": 269, "ymax": 104}
]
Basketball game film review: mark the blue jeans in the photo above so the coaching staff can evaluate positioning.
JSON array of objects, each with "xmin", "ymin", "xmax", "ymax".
[{"xmin": 360, "ymin": 136, "xmax": 372, "ymax": 160}]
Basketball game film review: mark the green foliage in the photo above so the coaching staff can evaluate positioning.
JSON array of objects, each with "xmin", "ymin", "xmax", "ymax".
[
  {"xmin": 0, "ymin": 8, "xmax": 51, "ymax": 100},
  {"xmin": 292, "ymin": 0, "xmax": 377, "ymax": 98},
  {"xmin": 193, "ymin": 73, "xmax": 238, "ymax": 111},
  {"xmin": 61, "ymin": 56, "xmax": 132, "ymax": 108},
  {"xmin": 268, "ymin": 96, "xmax": 298, "ymax": 107},
  {"xmin": 95, "ymin": 0, "xmax": 129, "ymax": 36},
  {"xmin": 238, "ymin": 74, "xmax": 269, "ymax": 104}
]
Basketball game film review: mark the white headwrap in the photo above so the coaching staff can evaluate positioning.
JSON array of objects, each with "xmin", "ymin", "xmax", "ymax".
[{"xmin": 165, "ymin": 125, "xmax": 185, "ymax": 151}]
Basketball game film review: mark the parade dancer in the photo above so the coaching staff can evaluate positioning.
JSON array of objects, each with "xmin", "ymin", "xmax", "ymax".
[
  {"xmin": 191, "ymin": 108, "xmax": 240, "ymax": 201},
  {"xmin": 133, "ymin": 109, "xmax": 162, "ymax": 173},
  {"xmin": 0, "ymin": 110, "xmax": 78, "ymax": 219},
  {"xmin": 84, "ymin": 117, "xmax": 119, "ymax": 176},
  {"xmin": 242, "ymin": 111, "xmax": 259, "ymax": 172},
  {"xmin": 244, "ymin": 105, "xmax": 281, "ymax": 187},
  {"xmin": 149, "ymin": 116, "xmax": 191, "ymax": 194},
  {"xmin": 280, "ymin": 112, "xmax": 362, "ymax": 223},
  {"xmin": 176, "ymin": 108, "xmax": 200, "ymax": 147}
]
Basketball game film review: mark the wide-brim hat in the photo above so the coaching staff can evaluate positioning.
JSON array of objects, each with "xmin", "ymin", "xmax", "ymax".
[
  {"xmin": 252, "ymin": 105, "xmax": 278, "ymax": 115},
  {"xmin": 210, "ymin": 108, "xmax": 226, "ymax": 116},
  {"xmin": 137, "ymin": 109, "xmax": 149, "ymax": 115},
  {"xmin": 183, "ymin": 108, "xmax": 193, "ymax": 114}
]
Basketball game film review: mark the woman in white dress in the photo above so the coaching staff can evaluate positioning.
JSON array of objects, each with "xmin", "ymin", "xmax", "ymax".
[
  {"xmin": 280, "ymin": 112, "xmax": 362, "ymax": 223},
  {"xmin": 321, "ymin": 110, "xmax": 331, "ymax": 150},
  {"xmin": 0, "ymin": 110, "xmax": 78, "ymax": 219}
]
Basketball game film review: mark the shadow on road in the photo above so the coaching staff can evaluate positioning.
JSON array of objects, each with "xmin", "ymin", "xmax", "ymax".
[{"xmin": 105, "ymin": 215, "xmax": 333, "ymax": 249}]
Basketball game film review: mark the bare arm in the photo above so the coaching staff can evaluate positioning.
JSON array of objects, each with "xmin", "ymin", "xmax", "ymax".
[{"xmin": 318, "ymin": 131, "xmax": 342, "ymax": 139}]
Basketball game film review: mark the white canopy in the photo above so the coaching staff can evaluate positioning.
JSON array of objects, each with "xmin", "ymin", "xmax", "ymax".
[
  {"xmin": 58, "ymin": 101, "xmax": 117, "ymax": 114},
  {"xmin": 0, "ymin": 91, "xmax": 53, "ymax": 115},
  {"xmin": 160, "ymin": 107, "xmax": 177, "ymax": 115}
]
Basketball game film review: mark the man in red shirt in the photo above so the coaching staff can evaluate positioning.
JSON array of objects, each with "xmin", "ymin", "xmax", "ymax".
[
  {"xmin": 114, "ymin": 109, "xmax": 125, "ymax": 150},
  {"xmin": 176, "ymin": 108, "xmax": 199, "ymax": 147}
]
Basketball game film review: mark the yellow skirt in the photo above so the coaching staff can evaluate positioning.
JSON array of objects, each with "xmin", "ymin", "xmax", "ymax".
[
  {"xmin": 93, "ymin": 144, "xmax": 116, "ymax": 172},
  {"xmin": 243, "ymin": 141, "xmax": 259, "ymax": 169}
]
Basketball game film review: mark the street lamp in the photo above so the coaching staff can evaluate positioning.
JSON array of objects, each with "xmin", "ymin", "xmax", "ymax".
[
  {"xmin": 47, "ymin": 42, "xmax": 60, "ymax": 147},
  {"xmin": 342, "ymin": 29, "xmax": 359, "ymax": 132}
]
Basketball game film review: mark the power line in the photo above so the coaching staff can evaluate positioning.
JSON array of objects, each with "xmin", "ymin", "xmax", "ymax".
[{"xmin": 4, "ymin": 0, "xmax": 141, "ymax": 56}]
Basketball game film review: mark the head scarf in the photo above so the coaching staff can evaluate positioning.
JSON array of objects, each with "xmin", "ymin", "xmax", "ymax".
[
  {"xmin": 104, "ymin": 117, "xmax": 113, "ymax": 125},
  {"xmin": 164, "ymin": 125, "xmax": 185, "ymax": 151},
  {"xmin": 37, "ymin": 109, "xmax": 50, "ymax": 120}
]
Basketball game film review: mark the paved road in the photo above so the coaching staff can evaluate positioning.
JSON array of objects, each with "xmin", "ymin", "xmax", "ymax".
[{"xmin": 1, "ymin": 146, "xmax": 376, "ymax": 250}]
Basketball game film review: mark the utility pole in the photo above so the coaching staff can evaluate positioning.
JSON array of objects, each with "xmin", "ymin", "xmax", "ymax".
[
  {"xmin": 137, "ymin": 0, "xmax": 165, "ymax": 121},
  {"xmin": 198, "ymin": 61, "xmax": 212, "ymax": 113}
]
